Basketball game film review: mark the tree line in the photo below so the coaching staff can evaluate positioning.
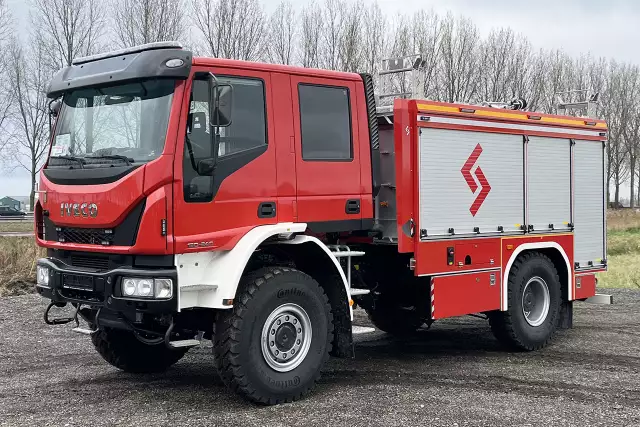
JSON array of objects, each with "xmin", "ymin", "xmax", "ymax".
[{"xmin": 0, "ymin": 0, "xmax": 638, "ymax": 209}]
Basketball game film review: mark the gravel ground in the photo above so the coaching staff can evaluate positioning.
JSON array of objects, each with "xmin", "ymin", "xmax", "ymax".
[{"xmin": 1, "ymin": 290, "xmax": 639, "ymax": 427}]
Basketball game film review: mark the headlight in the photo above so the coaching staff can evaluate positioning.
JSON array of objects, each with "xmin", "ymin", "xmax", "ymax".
[
  {"xmin": 37, "ymin": 265, "xmax": 50, "ymax": 286},
  {"xmin": 120, "ymin": 277, "xmax": 173, "ymax": 299}
]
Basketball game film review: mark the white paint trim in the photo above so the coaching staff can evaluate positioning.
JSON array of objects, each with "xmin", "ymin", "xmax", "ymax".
[
  {"xmin": 176, "ymin": 223, "xmax": 307, "ymax": 311},
  {"xmin": 423, "ymin": 116, "xmax": 603, "ymax": 138},
  {"xmin": 501, "ymin": 242, "xmax": 572, "ymax": 310},
  {"xmin": 278, "ymin": 235, "xmax": 353, "ymax": 321}
]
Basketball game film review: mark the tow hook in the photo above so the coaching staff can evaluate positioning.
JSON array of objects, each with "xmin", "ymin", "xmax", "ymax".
[{"xmin": 43, "ymin": 302, "xmax": 98, "ymax": 335}]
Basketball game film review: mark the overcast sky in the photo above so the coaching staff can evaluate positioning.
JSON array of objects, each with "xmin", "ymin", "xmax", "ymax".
[{"xmin": 1, "ymin": 0, "xmax": 638, "ymax": 200}]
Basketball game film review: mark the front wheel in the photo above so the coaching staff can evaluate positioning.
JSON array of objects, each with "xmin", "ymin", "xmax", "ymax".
[
  {"xmin": 489, "ymin": 252, "xmax": 561, "ymax": 351},
  {"xmin": 91, "ymin": 328, "xmax": 187, "ymax": 373},
  {"xmin": 214, "ymin": 267, "xmax": 333, "ymax": 405}
]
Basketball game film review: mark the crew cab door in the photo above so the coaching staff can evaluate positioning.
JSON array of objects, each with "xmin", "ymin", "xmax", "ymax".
[
  {"xmin": 173, "ymin": 67, "xmax": 277, "ymax": 252},
  {"xmin": 290, "ymin": 76, "xmax": 363, "ymax": 232}
]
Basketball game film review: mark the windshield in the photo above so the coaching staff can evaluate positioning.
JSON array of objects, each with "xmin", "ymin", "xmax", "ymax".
[{"xmin": 49, "ymin": 79, "xmax": 175, "ymax": 166}]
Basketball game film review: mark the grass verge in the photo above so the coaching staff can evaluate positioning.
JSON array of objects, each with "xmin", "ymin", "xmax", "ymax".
[
  {"xmin": 0, "ymin": 222, "xmax": 34, "ymax": 233},
  {"xmin": 0, "ymin": 237, "xmax": 45, "ymax": 296}
]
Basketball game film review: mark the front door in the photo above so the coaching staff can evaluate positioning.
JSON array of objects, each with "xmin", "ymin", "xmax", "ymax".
[{"xmin": 173, "ymin": 67, "xmax": 277, "ymax": 252}]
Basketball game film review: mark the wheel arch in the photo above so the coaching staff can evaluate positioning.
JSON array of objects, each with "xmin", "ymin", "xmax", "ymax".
[
  {"xmin": 502, "ymin": 242, "xmax": 572, "ymax": 311},
  {"xmin": 270, "ymin": 236, "xmax": 354, "ymax": 358}
]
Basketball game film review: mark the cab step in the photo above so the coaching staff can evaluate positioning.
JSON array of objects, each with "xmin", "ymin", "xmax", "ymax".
[
  {"xmin": 167, "ymin": 339, "xmax": 201, "ymax": 348},
  {"xmin": 350, "ymin": 288, "xmax": 371, "ymax": 296}
]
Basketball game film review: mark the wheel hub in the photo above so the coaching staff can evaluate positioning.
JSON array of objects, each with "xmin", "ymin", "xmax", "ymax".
[
  {"xmin": 521, "ymin": 276, "xmax": 550, "ymax": 327},
  {"xmin": 261, "ymin": 303, "xmax": 311, "ymax": 372}
]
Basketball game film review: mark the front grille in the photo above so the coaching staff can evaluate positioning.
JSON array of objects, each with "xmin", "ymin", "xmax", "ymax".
[
  {"xmin": 58, "ymin": 227, "xmax": 113, "ymax": 246},
  {"xmin": 70, "ymin": 255, "xmax": 109, "ymax": 271}
]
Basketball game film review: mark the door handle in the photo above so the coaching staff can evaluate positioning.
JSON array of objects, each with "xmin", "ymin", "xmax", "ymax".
[
  {"xmin": 258, "ymin": 202, "xmax": 276, "ymax": 218},
  {"xmin": 345, "ymin": 199, "xmax": 360, "ymax": 215}
]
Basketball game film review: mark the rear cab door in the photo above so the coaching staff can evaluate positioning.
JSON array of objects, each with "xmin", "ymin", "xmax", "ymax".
[{"xmin": 289, "ymin": 75, "xmax": 364, "ymax": 232}]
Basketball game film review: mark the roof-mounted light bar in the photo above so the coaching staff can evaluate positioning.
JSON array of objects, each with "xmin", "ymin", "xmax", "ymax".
[{"xmin": 72, "ymin": 41, "xmax": 183, "ymax": 65}]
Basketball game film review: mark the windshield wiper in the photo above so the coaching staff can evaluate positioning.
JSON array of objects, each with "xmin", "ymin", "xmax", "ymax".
[
  {"xmin": 50, "ymin": 155, "xmax": 86, "ymax": 169},
  {"xmin": 86, "ymin": 154, "xmax": 134, "ymax": 166}
]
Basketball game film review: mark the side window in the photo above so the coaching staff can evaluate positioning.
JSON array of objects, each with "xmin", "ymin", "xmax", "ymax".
[
  {"xmin": 298, "ymin": 84, "xmax": 352, "ymax": 161},
  {"xmin": 216, "ymin": 76, "xmax": 267, "ymax": 157},
  {"xmin": 183, "ymin": 75, "xmax": 267, "ymax": 203}
]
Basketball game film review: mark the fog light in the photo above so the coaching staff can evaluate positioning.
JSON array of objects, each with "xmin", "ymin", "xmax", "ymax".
[{"xmin": 37, "ymin": 265, "xmax": 50, "ymax": 286}]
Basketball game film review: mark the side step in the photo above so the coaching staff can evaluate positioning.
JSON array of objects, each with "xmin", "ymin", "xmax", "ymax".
[
  {"xmin": 350, "ymin": 288, "xmax": 370, "ymax": 296},
  {"xmin": 584, "ymin": 293, "xmax": 613, "ymax": 305},
  {"xmin": 167, "ymin": 339, "xmax": 201, "ymax": 348}
]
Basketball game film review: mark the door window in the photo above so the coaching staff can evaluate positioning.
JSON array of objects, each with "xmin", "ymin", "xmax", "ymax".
[
  {"xmin": 183, "ymin": 75, "xmax": 267, "ymax": 202},
  {"xmin": 298, "ymin": 84, "xmax": 352, "ymax": 161}
]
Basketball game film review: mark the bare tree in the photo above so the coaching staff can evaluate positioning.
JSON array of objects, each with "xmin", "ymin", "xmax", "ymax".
[
  {"xmin": 113, "ymin": 0, "xmax": 186, "ymax": 48},
  {"xmin": 193, "ymin": 0, "xmax": 265, "ymax": 61},
  {"xmin": 319, "ymin": 0, "xmax": 346, "ymax": 70},
  {"xmin": 31, "ymin": 0, "xmax": 105, "ymax": 69},
  {"xmin": 5, "ymin": 38, "xmax": 51, "ymax": 209},
  {"xmin": 438, "ymin": 14, "xmax": 480, "ymax": 103},
  {"xmin": 267, "ymin": 1, "xmax": 296, "ymax": 65},
  {"xmin": 361, "ymin": 2, "xmax": 385, "ymax": 76},
  {"xmin": 299, "ymin": 1, "xmax": 322, "ymax": 68},
  {"xmin": 0, "ymin": 0, "xmax": 15, "ymax": 164},
  {"xmin": 337, "ymin": 1, "xmax": 363, "ymax": 72}
]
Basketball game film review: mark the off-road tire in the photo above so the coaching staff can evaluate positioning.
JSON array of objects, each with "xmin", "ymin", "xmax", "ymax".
[
  {"xmin": 489, "ymin": 252, "xmax": 562, "ymax": 351},
  {"xmin": 366, "ymin": 303, "xmax": 424, "ymax": 336},
  {"xmin": 91, "ymin": 328, "xmax": 187, "ymax": 373},
  {"xmin": 213, "ymin": 267, "xmax": 333, "ymax": 405}
]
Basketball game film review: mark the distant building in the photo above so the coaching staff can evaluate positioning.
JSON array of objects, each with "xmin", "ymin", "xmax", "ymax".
[{"xmin": 0, "ymin": 196, "xmax": 22, "ymax": 211}]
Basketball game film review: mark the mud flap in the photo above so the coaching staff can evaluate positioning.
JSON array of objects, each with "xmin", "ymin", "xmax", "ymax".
[{"xmin": 558, "ymin": 300, "xmax": 573, "ymax": 329}]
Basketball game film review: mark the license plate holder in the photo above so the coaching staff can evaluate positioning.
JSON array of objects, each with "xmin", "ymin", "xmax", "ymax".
[{"xmin": 62, "ymin": 273, "xmax": 94, "ymax": 291}]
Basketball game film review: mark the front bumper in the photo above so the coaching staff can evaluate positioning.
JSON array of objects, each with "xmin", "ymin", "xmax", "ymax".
[{"xmin": 35, "ymin": 257, "xmax": 177, "ymax": 315}]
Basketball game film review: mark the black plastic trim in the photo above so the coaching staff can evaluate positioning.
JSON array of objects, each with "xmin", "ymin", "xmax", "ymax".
[
  {"xmin": 43, "ymin": 164, "xmax": 141, "ymax": 186},
  {"xmin": 186, "ymin": 145, "xmax": 268, "ymax": 203},
  {"xmin": 360, "ymin": 73, "xmax": 381, "ymax": 197},
  {"xmin": 258, "ymin": 202, "xmax": 276, "ymax": 218},
  {"xmin": 43, "ymin": 198, "xmax": 146, "ymax": 247},
  {"xmin": 48, "ymin": 48, "xmax": 192, "ymax": 98},
  {"xmin": 307, "ymin": 218, "xmax": 374, "ymax": 233}
]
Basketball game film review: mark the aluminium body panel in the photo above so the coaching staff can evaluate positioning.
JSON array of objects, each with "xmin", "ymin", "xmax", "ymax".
[
  {"xmin": 573, "ymin": 139, "xmax": 606, "ymax": 268},
  {"xmin": 374, "ymin": 126, "xmax": 397, "ymax": 242},
  {"xmin": 526, "ymin": 136, "xmax": 572, "ymax": 232},
  {"xmin": 418, "ymin": 128, "xmax": 524, "ymax": 238}
]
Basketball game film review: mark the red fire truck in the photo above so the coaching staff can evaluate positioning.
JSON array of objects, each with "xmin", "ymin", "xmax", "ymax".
[{"xmin": 35, "ymin": 42, "xmax": 608, "ymax": 404}]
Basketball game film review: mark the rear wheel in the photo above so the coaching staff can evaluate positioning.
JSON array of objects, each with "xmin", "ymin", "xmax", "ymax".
[
  {"xmin": 489, "ymin": 252, "xmax": 561, "ymax": 351},
  {"xmin": 91, "ymin": 328, "xmax": 187, "ymax": 373},
  {"xmin": 214, "ymin": 267, "xmax": 333, "ymax": 405}
]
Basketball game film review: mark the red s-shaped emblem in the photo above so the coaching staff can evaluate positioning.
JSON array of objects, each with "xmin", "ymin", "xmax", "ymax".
[{"xmin": 461, "ymin": 144, "xmax": 491, "ymax": 216}]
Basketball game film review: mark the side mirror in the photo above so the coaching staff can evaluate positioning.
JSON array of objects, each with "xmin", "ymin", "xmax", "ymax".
[
  {"xmin": 208, "ymin": 74, "xmax": 233, "ymax": 127},
  {"xmin": 196, "ymin": 158, "xmax": 216, "ymax": 176},
  {"xmin": 49, "ymin": 99, "xmax": 62, "ymax": 117}
]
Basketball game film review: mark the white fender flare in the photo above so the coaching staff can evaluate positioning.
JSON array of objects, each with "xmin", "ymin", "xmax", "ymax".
[
  {"xmin": 502, "ymin": 242, "xmax": 572, "ymax": 311},
  {"xmin": 175, "ymin": 223, "xmax": 352, "ymax": 320},
  {"xmin": 176, "ymin": 223, "xmax": 307, "ymax": 310}
]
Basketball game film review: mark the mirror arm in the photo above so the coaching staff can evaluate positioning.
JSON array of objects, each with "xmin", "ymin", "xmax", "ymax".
[{"xmin": 208, "ymin": 72, "xmax": 221, "ymax": 167}]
